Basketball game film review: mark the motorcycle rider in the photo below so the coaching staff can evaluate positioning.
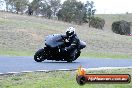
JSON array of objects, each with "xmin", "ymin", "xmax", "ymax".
[{"xmin": 62, "ymin": 27, "xmax": 80, "ymax": 61}]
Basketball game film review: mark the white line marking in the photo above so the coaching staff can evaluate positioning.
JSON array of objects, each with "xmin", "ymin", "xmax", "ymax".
[
  {"xmin": 21, "ymin": 71, "xmax": 33, "ymax": 73},
  {"xmin": 35, "ymin": 70, "xmax": 49, "ymax": 72},
  {"xmin": 7, "ymin": 72, "xmax": 20, "ymax": 74},
  {"xmin": 0, "ymin": 66, "xmax": 132, "ymax": 75},
  {"xmin": 86, "ymin": 66, "xmax": 132, "ymax": 70},
  {"xmin": 57, "ymin": 69, "xmax": 77, "ymax": 71},
  {"xmin": 0, "ymin": 73, "xmax": 4, "ymax": 75}
]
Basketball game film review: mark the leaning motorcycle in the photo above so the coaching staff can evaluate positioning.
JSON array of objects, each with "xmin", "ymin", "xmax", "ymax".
[{"xmin": 34, "ymin": 34, "xmax": 86, "ymax": 62}]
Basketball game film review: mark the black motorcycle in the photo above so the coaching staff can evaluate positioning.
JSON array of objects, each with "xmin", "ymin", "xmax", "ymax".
[{"xmin": 34, "ymin": 34, "xmax": 86, "ymax": 62}]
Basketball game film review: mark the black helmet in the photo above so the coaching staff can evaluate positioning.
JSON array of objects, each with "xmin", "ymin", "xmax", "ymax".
[{"xmin": 66, "ymin": 27, "xmax": 75, "ymax": 37}]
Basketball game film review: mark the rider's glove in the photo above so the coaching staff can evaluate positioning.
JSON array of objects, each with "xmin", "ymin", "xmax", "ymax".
[
  {"xmin": 64, "ymin": 48, "xmax": 67, "ymax": 51},
  {"xmin": 61, "ymin": 48, "xmax": 67, "ymax": 52}
]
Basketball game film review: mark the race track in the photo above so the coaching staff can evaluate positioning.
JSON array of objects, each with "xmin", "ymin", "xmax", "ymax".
[{"xmin": 0, "ymin": 56, "xmax": 132, "ymax": 73}]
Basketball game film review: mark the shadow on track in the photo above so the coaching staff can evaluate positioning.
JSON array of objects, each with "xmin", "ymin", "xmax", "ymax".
[{"xmin": 35, "ymin": 61, "xmax": 80, "ymax": 64}]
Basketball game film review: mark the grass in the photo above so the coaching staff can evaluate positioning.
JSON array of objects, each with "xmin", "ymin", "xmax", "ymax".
[
  {"xmin": 0, "ymin": 68, "xmax": 132, "ymax": 88},
  {"xmin": 0, "ymin": 49, "xmax": 34, "ymax": 56},
  {"xmin": 81, "ymin": 52, "xmax": 132, "ymax": 59},
  {"xmin": 0, "ymin": 18, "xmax": 55, "ymax": 30}
]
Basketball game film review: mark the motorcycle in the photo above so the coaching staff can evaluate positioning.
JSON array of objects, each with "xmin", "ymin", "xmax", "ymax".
[{"xmin": 34, "ymin": 34, "xmax": 86, "ymax": 62}]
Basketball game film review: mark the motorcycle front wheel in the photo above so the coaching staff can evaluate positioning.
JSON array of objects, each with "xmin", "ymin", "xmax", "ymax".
[{"xmin": 34, "ymin": 49, "xmax": 46, "ymax": 62}]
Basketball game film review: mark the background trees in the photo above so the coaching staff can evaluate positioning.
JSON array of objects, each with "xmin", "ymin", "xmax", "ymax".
[
  {"xmin": 28, "ymin": 0, "xmax": 61, "ymax": 18},
  {"xmin": 84, "ymin": 1, "xmax": 96, "ymax": 27},
  {"xmin": 56, "ymin": 0, "xmax": 96, "ymax": 25},
  {"xmin": 112, "ymin": 20, "xmax": 131, "ymax": 35},
  {"xmin": 2, "ymin": 0, "xmax": 99, "ymax": 25},
  {"xmin": 57, "ymin": 0, "xmax": 85, "ymax": 24},
  {"xmin": 57, "ymin": 0, "xmax": 79, "ymax": 22},
  {"xmin": 0, "ymin": 0, "xmax": 4, "ymax": 10},
  {"xmin": 5, "ymin": 0, "xmax": 29, "ymax": 14},
  {"xmin": 49, "ymin": 0, "xmax": 61, "ymax": 17},
  {"xmin": 29, "ymin": 0, "xmax": 40, "ymax": 15}
]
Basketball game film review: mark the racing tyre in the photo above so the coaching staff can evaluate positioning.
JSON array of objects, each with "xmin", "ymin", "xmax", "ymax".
[{"xmin": 34, "ymin": 49, "xmax": 45, "ymax": 62}]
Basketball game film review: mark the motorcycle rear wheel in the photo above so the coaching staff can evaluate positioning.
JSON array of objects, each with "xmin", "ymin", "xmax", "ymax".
[
  {"xmin": 66, "ymin": 59, "xmax": 73, "ymax": 63},
  {"xmin": 66, "ymin": 50, "xmax": 81, "ymax": 63}
]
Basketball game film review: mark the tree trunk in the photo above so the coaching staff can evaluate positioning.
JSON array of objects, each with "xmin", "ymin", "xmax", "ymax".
[{"xmin": 89, "ymin": 17, "xmax": 91, "ymax": 27}]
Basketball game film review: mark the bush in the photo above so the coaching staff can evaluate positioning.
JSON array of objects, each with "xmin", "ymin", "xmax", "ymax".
[
  {"xmin": 112, "ymin": 20, "xmax": 131, "ymax": 35},
  {"xmin": 89, "ymin": 17, "xmax": 105, "ymax": 29}
]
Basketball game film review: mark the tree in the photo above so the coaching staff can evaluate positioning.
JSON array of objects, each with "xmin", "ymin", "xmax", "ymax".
[
  {"xmin": 85, "ymin": 1, "xmax": 96, "ymax": 27},
  {"xmin": 5, "ymin": 0, "xmax": 29, "ymax": 14},
  {"xmin": 39, "ymin": 1, "xmax": 47, "ymax": 17},
  {"xmin": 112, "ymin": 20, "xmax": 131, "ymax": 35},
  {"xmin": 14, "ymin": 0, "xmax": 29, "ymax": 14},
  {"xmin": 57, "ymin": 0, "xmax": 84, "ymax": 23},
  {"xmin": 45, "ymin": 4, "xmax": 52, "ymax": 19},
  {"xmin": 0, "ymin": 0, "xmax": 4, "ymax": 10},
  {"xmin": 41, "ymin": 0, "xmax": 61, "ymax": 18},
  {"xmin": 5, "ymin": 0, "xmax": 11, "ymax": 12},
  {"xmin": 27, "ymin": 4, "xmax": 33, "ymax": 15},
  {"xmin": 89, "ymin": 17, "xmax": 105, "ymax": 29},
  {"xmin": 30, "ymin": 0, "xmax": 41, "ymax": 15},
  {"xmin": 39, "ymin": 0, "xmax": 52, "ymax": 19},
  {"xmin": 73, "ymin": 1, "xmax": 84, "ymax": 24},
  {"xmin": 57, "ymin": 0, "xmax": 74, "ymax": 22},
  {"xmin": 56, "ymin": 9, "xmax": 63, "ymax": 20},
  {"xmin": 56, "ymin": 0, "xmax": 96, "ymax": 25},
  {"xmin": 49, "ymin": 0, "xmax": 61, "ymax": 17}
]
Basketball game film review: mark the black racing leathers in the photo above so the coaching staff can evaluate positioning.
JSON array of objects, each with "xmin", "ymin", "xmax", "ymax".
[{"xmin": 61, "ymin": 34, "xmax": 80, "ymax": 52}]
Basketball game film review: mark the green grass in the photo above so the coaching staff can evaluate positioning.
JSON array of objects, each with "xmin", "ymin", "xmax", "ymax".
[
  {"xmin": 0, "ymin": 18, "xmax": 53, "ymax": 30},
  {"xmin": 0, "ymin": 68, "xmax": 132, "ymax": 88},
  {"xmin": 0, "ymin": 49, "xmax": 33, "ymax": 56},
  {"xmin": 81, "ymin": 52, "xmax": 132, "ymax": 59}
]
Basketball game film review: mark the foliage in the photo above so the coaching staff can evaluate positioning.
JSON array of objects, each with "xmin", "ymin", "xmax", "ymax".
[
  {"xmin": 4, "ymin": 0, "xmax": 96, "ymax": 25},
  {"xmin": 112, "ymin": 20, "xmax": 131, "ymax": 35},
  {"xmin": 0, "ymin": 0, "xmax": 4, "ymax": 9},
  {"xmin": 84, "ymin": 1, "xmax": 96, "ymax": 27},
  {"xmin": 57, "ymin": 0, "xmax": 85, "ymax": 24},
  {"xmin": 89, "ymin": 17, "xmax": 105, "ymax": 29},
  {"xmin": 40, "ymin": 3, "xmax": 52, "ymax": 19},
  {"xmin": 29, "ymin": 0, "xmax": 41, "ymax": 15},
  {"xmin": 49, "ymin": 0, "xmax": 61, "ymax": 16},
  {"xmin": 29, "ymin": 0, "xmax": 61, "ymax": 18},
  {"xmin": 56, "ymin": 0, "xmax": 96, "ymax": 25},
  {"xmin": 27, "ymin": 5, "xmax": 33, "ymax": 15},
  {"xmin": 5, "ymin": 0, "xmax": 29, "ymax": 14}
]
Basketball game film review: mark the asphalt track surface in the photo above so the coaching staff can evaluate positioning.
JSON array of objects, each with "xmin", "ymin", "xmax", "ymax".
[{"xmin": 0, "ymin": 56, "xmax": 132, "ymax": 73}]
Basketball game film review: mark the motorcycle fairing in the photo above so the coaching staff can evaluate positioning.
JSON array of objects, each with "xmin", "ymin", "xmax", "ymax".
[{"xmin": 45, "ymin": 34, "xmax": 64, "ymax": 48}]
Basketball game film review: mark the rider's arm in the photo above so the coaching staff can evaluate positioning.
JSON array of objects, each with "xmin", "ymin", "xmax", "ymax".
[{"xmin": 65, "ymin": 36, "xmax": 79, "ymax": 51}]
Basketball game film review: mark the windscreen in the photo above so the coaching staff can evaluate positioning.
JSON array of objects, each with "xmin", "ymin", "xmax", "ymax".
[{"xmin": 45, "ymin": 34, "xmax": 64, "ymax": 48}]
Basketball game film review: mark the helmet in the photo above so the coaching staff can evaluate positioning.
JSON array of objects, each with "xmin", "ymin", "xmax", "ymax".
[{"xmin": 66, "ymin": 27, "xmax": 75, "ymax": 37}]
